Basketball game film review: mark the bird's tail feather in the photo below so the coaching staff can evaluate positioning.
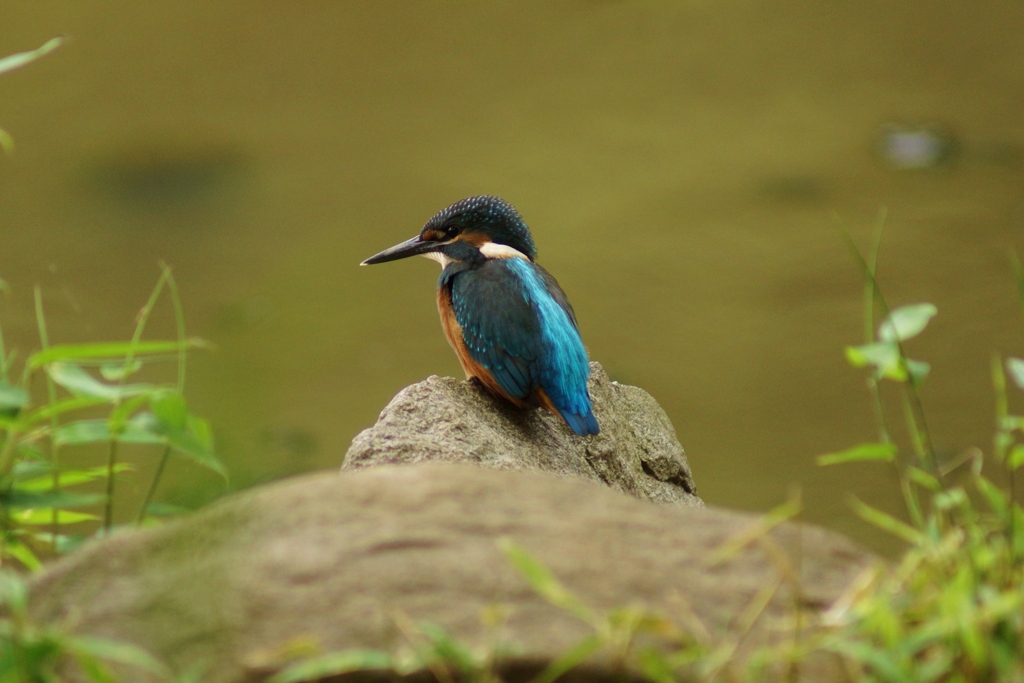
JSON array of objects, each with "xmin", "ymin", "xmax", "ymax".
[{"xmin": 562, "ymin": 408, "xmax": 600, "ymax": 436}]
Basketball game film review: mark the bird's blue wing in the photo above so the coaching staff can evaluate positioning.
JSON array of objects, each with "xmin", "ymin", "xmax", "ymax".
[
  {"xmin": 449, "ymin": 260, "xmax": 541, "ymax": 401},
  {"xmin": 534, "ymin": 263, "xmax": 579, "ymax": 330}
]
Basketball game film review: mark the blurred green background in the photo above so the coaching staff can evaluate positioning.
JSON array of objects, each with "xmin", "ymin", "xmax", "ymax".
[{"xmin": 1, "ymin": 2, "xmax": 1023, "ymax": 553}]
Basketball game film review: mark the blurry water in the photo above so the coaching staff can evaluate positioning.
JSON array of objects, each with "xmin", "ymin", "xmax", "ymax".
[{"xmin": 2, "ymin": 1, "xmax": 1023, "ymax": 553}]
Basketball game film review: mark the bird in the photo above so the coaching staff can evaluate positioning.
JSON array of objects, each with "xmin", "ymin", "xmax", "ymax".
[{"xmin": 361, "ymin": 195, "xmax": 600, "ymax": 436}]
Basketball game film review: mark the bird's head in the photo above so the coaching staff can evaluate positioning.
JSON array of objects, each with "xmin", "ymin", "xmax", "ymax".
[{"xmin": 361, "ymin": 195, "xmax": 537, "ymax": 268}]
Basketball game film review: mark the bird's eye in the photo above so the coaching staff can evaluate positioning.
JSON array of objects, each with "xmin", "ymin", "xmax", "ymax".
[{"xmin": 444, "ymin": 226, "xmax": 458, "ymax": 239}]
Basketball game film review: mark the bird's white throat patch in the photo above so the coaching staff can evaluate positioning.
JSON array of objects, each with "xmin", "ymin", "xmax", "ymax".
[
  {"xmin": 479, "ymin": 242, "xmax": 529, "ymax": 260},
  {"xmin": 422, "ymin": 251, "xmax": 453, "ymax": 268}
]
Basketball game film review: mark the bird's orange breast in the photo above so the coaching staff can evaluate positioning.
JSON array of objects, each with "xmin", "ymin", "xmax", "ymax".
[{"xmin": 436, "ymin": 287, "xmax": 529, "ymax": 408}]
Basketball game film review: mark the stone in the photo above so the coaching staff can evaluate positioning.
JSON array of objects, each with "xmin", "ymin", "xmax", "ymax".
[
  {"xmin": 344, "ymin": 362, "xmax": 701, "ymax": 507},
  {"xmin": 30, "ymin": 464, "xmax": 875, "ymax": 683}
]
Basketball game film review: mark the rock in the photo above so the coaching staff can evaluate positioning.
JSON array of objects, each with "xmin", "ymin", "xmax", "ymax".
[
  {"xmin": 30, "ymin": 464, "xmax": 875, "ymax": 683},
  {"xmin": 344, "ymin": 362, "xmax": 701, "ymax": 507}
]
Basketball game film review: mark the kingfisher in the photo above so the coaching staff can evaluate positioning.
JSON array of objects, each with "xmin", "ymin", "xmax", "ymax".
[{"xmin": 361, "ymin": 195, "xmax": 599, "ymax": 436}]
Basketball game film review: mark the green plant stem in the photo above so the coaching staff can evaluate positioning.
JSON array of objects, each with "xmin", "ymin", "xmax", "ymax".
[
  {"xmin": 136, "ymin": 445, "xmax": 171, "ymax": 525},
  {"xmin": 0, "ymin": 303, "xmax": 7, "ymax": 381},
  {"xmin": 123, "ymin": 268, "xmax": 169, "ymax": 380},
  {"xmin": 861, "ymin": 213, "xmax": 913, "ymax": 512},
  {"xmin": 991, "ymin": 354, "xmax": 1017, "ymax": 560},
  {"xmin": 132, "ymin": 266, "xmax": 185, "ymax": 527},
  {"xmin": 0, "ymin": 431, "xmax": 15, "ymax": 478},
  {"xmin": 161, "ymin": 263, "xmax": 187, "ymax": 392},
  {"xmin": 105, "ymin": 268, "xmax": 171, "ymax": 531},
  {"xmin": 1006, "ymin": 253, "xmax": 1024, "ymax": 559},
  {"xmin": 844, "ymin": 233, "xmax": 938, "ymax": 475},
  {"xmin": 863, "ymin": 207, "xmax": 887, "ymax": 345},
  {"xmin": 103, "ymin": 439, "xmax": 119, "ymax": 532},
  {"xmin": 1010, "ymin": 467, "xmax": 1018, "ymax": 563},
  {"xmin": 788, "ymin": 488, "xmax": 804, "ymax": 683},
  {"xmin": 34, "ymin": 287, "xmax": 61, "ymax": 544}
]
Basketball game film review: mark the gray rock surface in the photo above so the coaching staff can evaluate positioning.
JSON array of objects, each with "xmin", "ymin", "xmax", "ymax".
[
  {"xmin": 31, "ymin": 464, "xmax": 875, "ymax": 683},
  {"xmin": 344, "ymin": 362, "xmax": 701, "ymax": 507}
]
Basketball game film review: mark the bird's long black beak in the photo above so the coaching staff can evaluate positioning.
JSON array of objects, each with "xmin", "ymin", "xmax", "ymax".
[{"xmin": 360, "ymin": 235, "xmax": 438, "ymax": 266}]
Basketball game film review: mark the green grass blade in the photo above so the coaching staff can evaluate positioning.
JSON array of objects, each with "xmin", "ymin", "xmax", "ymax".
[
  {"xmin": 0, "ymin": 126, "xmax": 13, "ymax": 156},
  {"xmin": 53, "ymin": 419, "xmax": 165, "ymax": 447},
  {"xmin": 268, "ymin": 650, "xmax": 392, "ymax": 683},
  {"xmin": 20, "ymin": 396, "xmax": 108, "ymax": 426},
  {"xmin": 15, "ymin": 508, "xmax": 98, "ymax": 525},
  {"xmin": 498, "ymin": 537, "xmax": 596, "ymax": 624},
  {"xmin": 4, "ymin": 539, "xmax": 42, "ymax": 571},
  {"xmin": 533, "ymin": 634, "xmax": 604, "ymax": 683},
  {"xmin": 15, "ymin": 464, "xmax": 132, "ymax": 491},
  {"xmin": 818, "ymin": 442, "xmax": 897, "ymax": 466},
  {"xmin": 0, "ymin": 383, "xmax": 28, "ymax": 412},
  {"xmin": 905, "ymin": 467, "xmax": 940, "ymax": 492},
  {"xmin": 3, "ymin": 489, "xmax": 106, "ymax": 509},
  {"xmin": 849, "ymin": 496, "xmax": 925, "ymax": 544},
  {"xmin": 0, "ymin": 36, "xmax": 64, "ymax": 76},
  {"xmin": 47, "ymin": 362, "xmax": 155, "ymax": 401},
  {"xmin": 67, "ymin": 635, "xmax": 172, "ymax": 680},
  {"xmin": 28, "ymin": 339, "xmax": 209, "ymax": 369}
]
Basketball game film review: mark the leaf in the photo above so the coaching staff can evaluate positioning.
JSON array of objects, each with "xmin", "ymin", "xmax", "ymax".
[
  {"xmin": 4, "ymin": 540, "xmax": 42, "ymax": 572},
  {"xmin": 0, "ymin": 382, "xmax": 28, "ymax": 412},
  {"xmin": 0, "ymin": 127, "xmax": 12, "ymax": 156},
  {"xmin": 268, "ymin": 650, "xmax": 392, "ymax": 683},
  {"xmin": 1007, "ymin": 358, "xmax": 1024, "ymax": 391},
  {"xmin": 108, "ymin": 394, "xmax": 152, "ymax": 436},
  {"xmin": 2, "ymin": 489, "xmax": 105, "ymax": 509},
  {"xmin": 877, "ymin": 303, "xmax": 937, "ymax": 343},
  {"xmin": 132, "ymin": 412, "xmax": 225, "ymax": 478},
  {"xmin": 710, "ymin": 494, "xmax": 801, "ymax": 564},
  {"xmin": 54, "ymin": 533, "xmax": 87, "ymax": 554},
  {"xmin": 532, "ymin": 634, "xmax": 604, "ymax": 683},
  {"xmin": 99, "ymin": 358, "xmax": 142, "ymax": 381},
  {"xmin": 47, "ymin": 362, "xmax": 154, "ymax": 401},
  {"xmin": 822, "ymin": 641, "xmax": 908, "ymax": 683},
  {"xmin": 20, "ymin": 395, "xmax": 107, "ymax": 426},
  {"xmin": 933, "ymin": 488, "xmax": 968, "ymax": 511},
  {"xmin": 905, "ymin": 466, "xmax": 939, "ymax": 491},
  {"xmin": 151, "ymin": 392, "xmax": 188, "ymax": 429},
  {"xmin": 905, "ymin": 359, "xmax": 930, "ymax": 384},
  {"xmin": 498, "ymin": 537, "xmax": 595, "ymax": 624},
  {"xmin": 29, "ymin": 338, "xmax": 209, "ymax": 369},
  {"xmin": 417, "ymin": 622, "xmax": 479, "ymax": 673},
  {"xmin": 67, "ymin": 636, "xmax": 173, "ymax": 680},
  {"xmin": 53, "ymin": 418, "xmax": 165, "ymax": 447},
  {"xmin": 0, "ymin": 36, "xmax": 64, "ymax": 76},
  {"xmin": 846, "ymin": 343, "xmax": 904, "ymax": 380},
  {"xmin": 10, "ymin": 459, "xmax": 51, "ymax": 481},
  {"xmin": 849, "ymin": 496, "xmax": 925, "ymax": 545},
  {"xmin": 0, "ymin": 570, "xmax": 28, "ymax": 611},
  {"xmin": 15, "ymin": 464, "xmax": 132, "ymax": 491},
  {"xmin": 1009, "ymin": 445, "xmax": 1024, "ymax": 470},
  {"xmin": 818, "ymin": 442, "xmax": 897, "ymax": 466},
  {"xmin": 73, "ymin": 654, "xmax": 118, "ymax": 683},
  {"xmin": 15, "ymin": 508, "xmax": 98, "ymax": 524},
  {"xmin": 974, "ymin": 475, "xmax": 1008, "ymax": 515}
]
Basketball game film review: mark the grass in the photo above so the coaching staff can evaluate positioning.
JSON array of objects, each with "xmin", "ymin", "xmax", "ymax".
[
  {"xmin": 0, "ymin": 266, "xmax": 226, "ymax": 681},
  {"xmin": 0, "ymin": 265, "xmax": 225, "ymax": 568}
]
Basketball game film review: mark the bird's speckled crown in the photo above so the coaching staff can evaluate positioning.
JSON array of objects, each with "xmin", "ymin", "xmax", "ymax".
[{"xmin": 425, "ymin": 195, "xmax": 537, "ymax": 260}]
